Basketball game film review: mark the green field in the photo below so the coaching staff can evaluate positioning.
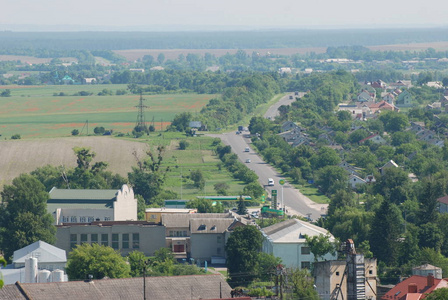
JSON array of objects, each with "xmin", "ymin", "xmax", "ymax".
[{"xmin": 0, "ymin": 85, "xmax": 216, "ymax": 138}]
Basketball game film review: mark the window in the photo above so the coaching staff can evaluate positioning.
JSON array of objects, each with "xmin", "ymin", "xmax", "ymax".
[
  {"xmin": 88, "ymin": 216, "xmax": 94, "ymax": 222},
  {"xmin": 301, "ymin": 247, "xmax": 310, "ymax": 255},
  {"xmin": 369, "ymin": 270, "xmax": 373, "ymax": 275},
  {"xmin": 112, "ymin": 234, "xmax": 119, "ymax": 249},
  {"xmin": 301, "ymin": 261, "xmax": 311, "ymax": 269},
  {"xmin": 217, "ymin": 236, "xmax": 222, "ymax": 244},
  {"xmin": 198, "ymin": 224, "xmax": 206, "ymax": 231},
  {"xmin": 104, "ymin": 217, "xmax": 111, "ymax": 221},
  {"xmin": 62, "ymin": 216, "xmax": 69, "ymax": 223},
  {"xmin": 80, "ymin": 216, "xmax": 86, "ymax": 223},
  {"xmin": 80, "ymin": 234, "xmax": 88, "ymax": 244},
  {"xmin": 70, "ymin": 234, "xmax": 77, "ymax": 249},
  {"xmin": 150, "ymin": 214, "xmax": 157, "ymax": 219},
  {"xmin": 336, "ymin": 272, "xmax": 340, "ymax": 276},
  {"xmin": 101, "ymin": 234, "xmax": 108, "ymax": 246},
  {"xmin": 122, "ymin": 234, "xmax": 129, "ymax": 249},
  {"xmin": 70, "ymin": 216, "xmax": 77, "ymax": 223},
  {"xmin": 91, "ymin": 234, "xmax": 98, "ymax": 244},
  {"xmin": 133, "ymin": 233, "xmax": 140, "ymax": 249}
]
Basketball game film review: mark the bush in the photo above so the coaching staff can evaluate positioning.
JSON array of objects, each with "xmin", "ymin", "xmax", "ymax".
[
  {"xmin": 11, "ymin": 134, "xmax": 21, "ymax": 140},
  {"xmin": 71, "ymin": 129, "xmax": 79, "ymax": 136},
  {"xmin": 179, "ymin": 140, "xmax": 189, "ymax": 150},
  {"xmin": 94, "ymin": 126, "xmax": 105, "ymax": 135}
]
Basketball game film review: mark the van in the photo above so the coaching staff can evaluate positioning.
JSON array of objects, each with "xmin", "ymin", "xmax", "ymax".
[
  {"xmin": 268, "ymin": 178, "xmax": 274, "ymax": 186},
  {"xmin": 244, "ymin": 147, "xmax": 250, "ymax": 152}
]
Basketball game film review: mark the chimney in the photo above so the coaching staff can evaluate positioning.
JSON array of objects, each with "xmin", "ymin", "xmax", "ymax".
[
  {"xmin": 408, "ymin": 283, "xmax": 418, "ymax": 293},
  {"xmin": 427, "ymin": 274, "xmax": 435, "ymax": 286}
]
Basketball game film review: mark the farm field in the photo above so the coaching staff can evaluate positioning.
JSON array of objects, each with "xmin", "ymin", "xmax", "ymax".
[
  {"xmin": 0, "ymin": 85, "xmax": 215, "ymax": 138},
  {"xmin": 0, "ymin": 134, "xmax": 247, "ymax": 202}
]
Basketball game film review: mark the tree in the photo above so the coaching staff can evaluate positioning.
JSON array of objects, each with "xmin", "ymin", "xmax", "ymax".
[
  {"xmin": 0, "ymin": 89, "xmax": 11, "ymax": 97},
  {"xmin": 226, "ymin": 226, "xmax": 263, "ymax": 285},
  {"xmin": 65, "ymin": 243, "xmax": 130, "ymax": 280},
  {"xmin": 315, "ymin": 166, "xmax": 348, "ymax": 195},
  {"xmin": 310, "ymin": 147, "xmax": 341, "ymax": 170},
  {"xmin": 179, "ymin": 140, "xmax": 189, "ymax": 150},
  {"xmin": 71, "ymin": 129, "xmax": 79, "ymax": 136},
  {"xmin": 11, "ymin": 134, "xmax": 21, "ymax": 140},
  {"xmin": 214, "ymin": 182, "xmax": 229, "ymax": 195},
  {"xmin": 418, "ymin": 180, "xmax": 442, "ymax": 225},
  {"xmin": 243, "ymin": 182, "xmax": 264, "ymax": 200},
  {"xmin": 305, "ymin": 234, "xmax": 336, "ymax": 262},
  {"xmin": 127, "ymin": 250, "xmax": 148, "ymax": 277},
  {"xmin": 369, "ymin": 200, "xmax": 402, "ymax": 265},
  {"xmin": 0, "ymin": 255, "xmax": 6, "ymax": 288},
  {"xmin": 190, "ymin": 169, "xmax": 205, "ymax": 190},
  {"xmin": 93, "ymin": 126, "xmax": 105, "ymax": 135},
  {"xmin": 237, "ymin": 195, "xmax": 248, "ymax": 215},
  {"xmin": 186, "ymin": 198, "xmax": 224, "ymax": 213},
  {"xmin": 290, "ymin": 269, "xmax": 320, "ymax": 300},
  {"xmin": 425, "ymin": 288, "xmax": 448, "ymax": 300},
  {"xmin": 256, "ymin": 253, "xmax": 281, "ymax": 281},
  {"xmin": 157, "ymin": 53, "xmax": 165, "ymax": 64},
  {"xmin": 169, "ymin": 112, "xmax": 192, "ymax": 132},
  {"xmin": 0, "ymin": 174, "xmax": 56, "ymax": 260}
]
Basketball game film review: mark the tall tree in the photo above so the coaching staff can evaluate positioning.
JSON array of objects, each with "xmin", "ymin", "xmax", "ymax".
[
  {"xmin": 226, "ymin": 226, "xmax": 263, "ymax": 286},
  {"xmin": 369, "ymin": 200, "xmax": 402, "ymax": 265},
  {"xmin": 305, "ymin": 234, "xmax": 336, "ymax": 262},
  {"xmin": 418, "ymin": 180, "xmax": 442, "ymax": 225},
  {"xmin": 0, "ymin": 174, "xmax": 56, "ymax": 260}
]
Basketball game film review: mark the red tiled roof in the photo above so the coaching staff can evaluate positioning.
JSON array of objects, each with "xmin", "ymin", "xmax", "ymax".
[
  {"xmin": 359, "ymin": 134, "xmax": 377, "ymax": 144},
  {"xmin": 437, "ymin": 195, "xmax": 448, "ymax": 205},
  {"xmin": 381, "ymin": 275, "xmax": 448, "ymax": 300}
]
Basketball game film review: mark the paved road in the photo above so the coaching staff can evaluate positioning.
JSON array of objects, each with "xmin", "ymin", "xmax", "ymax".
[
  {"xmin": 210, "ymin": 92, "xmax": 327, "ymax": 220},
  {"xmin": 264, "ymin": 92, "xmax": 305, "ymax": 119}
]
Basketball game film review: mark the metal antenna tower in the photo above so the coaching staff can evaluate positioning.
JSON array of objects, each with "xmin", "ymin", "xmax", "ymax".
[{"xmin": 135, "ymin": 92, "xmax": 148, "ymax": 133}]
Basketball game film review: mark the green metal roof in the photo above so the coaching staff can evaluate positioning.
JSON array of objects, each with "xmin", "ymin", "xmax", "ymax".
[
  {"xmin": 196, "ymin": 196, "xmax": 252, "ymax": 201},
  {"xmin": 49, "ymin": 187, "xmax": 117, "ymax": 201}
]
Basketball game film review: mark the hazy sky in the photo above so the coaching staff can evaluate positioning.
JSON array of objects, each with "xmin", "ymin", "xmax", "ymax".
[{"xmin": 1, "ymin": 0, "xmax": 448, "ymax": 30}]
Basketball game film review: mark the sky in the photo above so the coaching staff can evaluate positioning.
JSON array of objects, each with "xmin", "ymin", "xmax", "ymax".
[{"xmin": 1, "ymin": 0, "xmax": 448, "ymax": 31}]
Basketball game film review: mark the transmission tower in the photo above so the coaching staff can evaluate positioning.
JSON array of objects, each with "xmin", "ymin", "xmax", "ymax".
[{"xmin": 135, "ymin": 92, "xmax": 148, "ymax": 133}]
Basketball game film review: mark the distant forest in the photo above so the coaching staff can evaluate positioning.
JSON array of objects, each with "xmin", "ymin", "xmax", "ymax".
[{"xmin": 1, "ymin": 28, "xmax": 448, "ymax": 51}]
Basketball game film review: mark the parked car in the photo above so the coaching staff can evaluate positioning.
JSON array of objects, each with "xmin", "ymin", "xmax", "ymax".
[{"xmin": 246, "ymin": 159, "xmax": 251, "ymax": 163}]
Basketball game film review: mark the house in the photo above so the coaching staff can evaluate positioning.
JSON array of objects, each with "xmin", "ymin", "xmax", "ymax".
[
  {"xmin": 339, "ymin": 161, "xmax": 362, "ymax": 177},
  {"xmin": 0, "ymin": 274, "xmax": 233, "ymax": 300},
  {"xmin": 410, "ymin": 121, "xmax": 425, "ymax": 133},
  {"xmin": 395, "ymin": 90, "xmax": 413, "ymax": 106},
  {"xmin": 412, "ymin": 264, "xmax": 442, "ymax": 279},
  {"xmin": 370, "ymin": 79, "xmax": 387, "ymax": 89},
  {"xmin": 359, "ymin": 133, "xmax": 387, "ymax": 145},
  {"xmin": 279, "ymin": 129, "xmax": 310, "ymax": 147},
  {"xmin": 281, "ymin": 121, "xmax": 305, "ymax": 133},
  {"xmin": 48, "ymin": 184, "xmax": 137, "ymax": 225},
  {"xmin": 357, "ymin": 90, "xmax": 375, "ymax": 102},
  {"xmin": 161, "ymin": 213, "xmax": 241, "ymax": 261},
  {"xmin": 389, "ymin": 80, "xmax": 412, "ymax": 89},
  {"xmin": 381, "ymin": 274, "xmax": 448, "ymax": 300},
  {"xmin": 437, "ymin": 195, "xmax": 448, "ymax": 213},
  {"xmin": 145, "ymin": 207, "xmax": 196, "ymax": 224},
  {"xmin": 348, "ymin": 174, "xmax": 366, "ymax": 189},
  {"xmin": 426, "ymin": 81, "xmax": 443, "ymax": 88},
  {"xmin": 382, "ymin": 92, "xmax": 395, "ymax": 104},
  {"xmin": 55, "ymin": 221, "xmax": 166, "ymax": 257},
  {"xmin": 0, "ymin": 241, "xmax": 67, "ymax": 285},
  {"xmin": 61, "ymin": 75, "xmax": 74, "ymax": 84},
  {"xmin": 83, "ymin": 77, "xmax": 96, "ymax": 84},
  {"xmin": 261, "ymin": 219, "xmax": 337, "ymax": 269},
  {"xmin": 379, "ymin": 160, "xmax": 399, "ymax": 175},
  {"xmin": 365, "ymin": 174, "xmax": 376, "ymax": 184},
  {"xmin": 129, "ymin": 68, "xmax": 145, "ymax": 72},
  {"xmin": 368, "ymin": 100, "xmax": 399, "ymax": 113}
]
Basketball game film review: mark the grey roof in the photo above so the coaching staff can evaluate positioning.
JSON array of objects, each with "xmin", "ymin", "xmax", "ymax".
[
  {"xmin": 49, "ymin": 187, "xmax": 118, "ymax": 201},
  {"xmin": 190, "ymin": 218, "xmax": 235, "ymax": 234},
  {"xmin": 2, "ymin": 274, "xmax": 231, "ymax": 300},
  {"xmin": 0, "ymin": 284, "xmax": 25, "ymax": 299},
  {"xmin": 261, "ymin": 219, "xmax": 333, "ymax": 244},
  {"xmin": 162, "ymin": 213, "xmax": 233, "ymax": 228},
  {"xmin": 13, "ymin": 241, "xmax": 67, "ymax": 264}
]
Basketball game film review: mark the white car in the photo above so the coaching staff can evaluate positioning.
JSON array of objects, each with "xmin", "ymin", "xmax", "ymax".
[{"xmin": 246, "ymin": 159, "xmax": 251, "ymax": 163}]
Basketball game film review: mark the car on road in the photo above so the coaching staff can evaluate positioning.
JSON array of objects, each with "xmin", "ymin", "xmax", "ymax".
[
  {"xmin": 268, "ymin": 178, "xmax": 274, "ymax": 186},
  {"xmin": 245, "ymin": 159, "xmax": 251, "ymax": 163},
  {"xmin": 244, "ymin": 147, "xmax": 250, "ymax": 152}
]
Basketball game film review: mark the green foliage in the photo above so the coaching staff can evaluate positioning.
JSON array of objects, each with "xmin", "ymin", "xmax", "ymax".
[
  {"xmin": 11, "ymin": 134, "xmax": 21, "ymax": 139},
  {"xmin": 169, "ymin": 112, "xmax": 192, "ymax": 132},
  {"xmin": 71, "ymin": 129, "xmax": 79, "ymax": 136},
  {"xmin": 226, "ymin": 226, "xmax": 263, "ymax": 286},
  {"xmin": 425, "ymin": 288, "xmax": 448, "ymax": 300},
  {"xmin": 127, "ymin": 250, "xmax": 148, "ymax": 277},
  {"xmin": 0, "ymin": 174, "xmax": 56, "ymax": 260},
  {"xmin": 186, "ymin": 198, "xmax": 224, "ymax": 213},
  {"xmin": 93, "ymin": 126, "xmax": 105, "ymax": 135},
  {"xmin": 214, "ymin": 182, "xmax": 229, "ymax": 195},
  {"xmin": 178, "ymin": 140, "xmax": 189, "ymax": 150},
  {"xmin": 315, "ymin": 166, "xmax": 348, "ymax": 195},
  {"xmin": 1, "ymin": 89, "xmax": 11, "ymax": 97},
  {"xmin": 290, "ymin": 269, "xmax": 319, "ymax": 300},
  {"xmin": 189, "ymin": 169, "xmax": 205, "ymax": 190},
  {"xmin": 305, "ymin": 234, "xmax": 336, "ymax": 262},
  {"xmin": 237, "ymin": 195, "xmax": 248, "ymax": 215},
  {"xmin": 66, "ymin": 244, "xmax": 131, "ymax": 280}
]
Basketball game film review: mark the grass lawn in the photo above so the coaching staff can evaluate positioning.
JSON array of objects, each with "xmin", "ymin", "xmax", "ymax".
[
  {"xmin": 0, "ymin": 85, "xmax": 215, "ymax": 138},
  {"xmin": 293, "ymin": 182, "xmax": 330, "ymax": 204}
]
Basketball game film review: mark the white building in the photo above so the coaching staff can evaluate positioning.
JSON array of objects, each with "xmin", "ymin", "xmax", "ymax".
[
  {"xmin": 261, "ymin": 219, "xmax": 337, "ymax": 269},
  {"xmin": 48, "ymin": 184, "xmax": 137, "ymax": 225}
]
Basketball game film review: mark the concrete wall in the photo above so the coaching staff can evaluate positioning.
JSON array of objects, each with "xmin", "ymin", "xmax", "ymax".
[
  {"xmin": 114, "ymin": 185, "xmax": 137, "ymax": 221},
  {"xmin": 56, "ymin": 224, "xmax": 166, "ymax": 256},
  {"xmin": 190, "ymin": 233, "xmax": 226, "ymax": 262}
]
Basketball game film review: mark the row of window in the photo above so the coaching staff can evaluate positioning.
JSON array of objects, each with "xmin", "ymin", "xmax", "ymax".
[
  {"xmin": 70, "ymin": 233, "xmax": 139, "ymax": 250},
  {"xmin": 169, "ymin": 230, "xmax": 188, "ymax": 237},
  {"xmin": 62, "ymin": 216, "xmax": 111, "ymax": 223}
]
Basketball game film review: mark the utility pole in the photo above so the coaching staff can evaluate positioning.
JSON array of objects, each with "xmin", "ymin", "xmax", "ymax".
[{"xmin": 135, "ymin": 92, "xmax": 148, "ymax": 134}]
